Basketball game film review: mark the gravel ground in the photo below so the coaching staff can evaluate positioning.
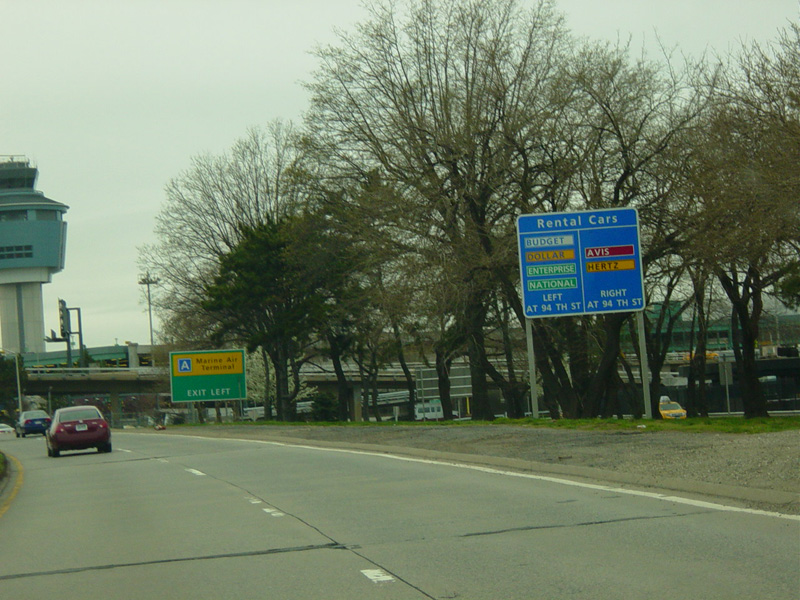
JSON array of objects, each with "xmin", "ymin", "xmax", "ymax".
[{"xmin": 153, "ymin": 424, "xmax": 800, "ymax": 514}]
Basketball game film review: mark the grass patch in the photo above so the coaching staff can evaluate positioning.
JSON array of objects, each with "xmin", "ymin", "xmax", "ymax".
[
  {"xmin": 494, "ymin": 416, "xmax": 800, "ymax": 433},
  {"xmin": 173, "ymin": 416, "xmax": 800, "ymax": 435}
]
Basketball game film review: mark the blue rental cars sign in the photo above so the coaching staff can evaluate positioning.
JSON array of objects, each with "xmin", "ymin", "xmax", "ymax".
[{"xmin": 517, "ymin": 208, "xmax": 645, "ymax": 318}]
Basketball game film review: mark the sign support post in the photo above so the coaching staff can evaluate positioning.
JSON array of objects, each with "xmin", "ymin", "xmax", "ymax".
[
  {"xmin": 636, "ymin": 311, "xmax": 652, "ymax": 419},
  {"xmin": 525, "ymin": 318, "xmax": 540, "ymax": 418}
]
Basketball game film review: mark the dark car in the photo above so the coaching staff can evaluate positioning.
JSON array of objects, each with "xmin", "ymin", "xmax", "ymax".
[
  {"xmin": 46, "ymin": 406, "xmax": 112, "ymax": 457},
  {"xmin": 16, "ymin": 410, "xmax": 51, "ymax": 437}
]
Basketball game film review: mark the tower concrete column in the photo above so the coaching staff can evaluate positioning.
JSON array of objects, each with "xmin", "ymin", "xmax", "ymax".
[
  {"xmin": 0, "ymin": 158, "xmax": 68, "ymax": 355},
  {"xmin": 0, "ymin": 282, "xmax": 45, "ymax": 353}
]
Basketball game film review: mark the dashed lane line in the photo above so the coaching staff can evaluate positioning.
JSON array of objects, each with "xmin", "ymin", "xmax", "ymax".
[{"xmin": 361, "ymin": 569, "xmax": 395, "ymax": 583}]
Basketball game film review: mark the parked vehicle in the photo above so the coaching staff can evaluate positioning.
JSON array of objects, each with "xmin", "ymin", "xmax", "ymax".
[
  {"xmin": 15, "ymin": 410, "xmax": 51, "ymax": 437},
  {"xmin": 0, "ymin": 423, "xmax": 15, "ymax": 435},
  {"xmin": 46, "ymin": 406, "xmax": 111, "ymax": 457},
  {"xmin": 658, "ymin": 398, "xmax": 687, "ymax": 419}
]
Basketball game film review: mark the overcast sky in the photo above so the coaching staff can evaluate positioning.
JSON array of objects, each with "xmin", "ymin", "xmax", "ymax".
[{"xmin": 2, "ymin": 0, "xmax": 796, "ymax": 350}]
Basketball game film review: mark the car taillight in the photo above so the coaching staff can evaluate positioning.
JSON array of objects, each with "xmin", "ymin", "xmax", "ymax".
[
  {"xmin": 23, "ymin": 420, "xmax": 31, "ymax": 426},
  {"xmin": 55, "ymin": 425, "xmax": 67, "ymax": 434}
]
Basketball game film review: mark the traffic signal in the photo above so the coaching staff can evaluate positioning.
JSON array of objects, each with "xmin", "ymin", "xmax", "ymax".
[{"xmin": 58, "ymin": 299, "xmax": 71, "ymax": 338}]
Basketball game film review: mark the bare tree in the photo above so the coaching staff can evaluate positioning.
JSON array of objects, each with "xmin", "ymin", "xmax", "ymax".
[
  {"xmin": 536, "ymin": 40, "xmax": 708, "ymax": 417},
  {"xmin": 305, "ymin": 0, "xmax": 577, "ymax": 418},
  {"xmin": 684, "ymin": 26, "xmax": 800, "ymax": 417},
  {"xmin": 138, "ymin": 122, "xmax": 304, "ymax": 416}
]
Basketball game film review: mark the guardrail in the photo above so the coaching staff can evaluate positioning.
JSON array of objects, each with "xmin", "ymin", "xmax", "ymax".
[{"xmin": 26, "ymin": 367, "xmax": 163, "ymax": 375}]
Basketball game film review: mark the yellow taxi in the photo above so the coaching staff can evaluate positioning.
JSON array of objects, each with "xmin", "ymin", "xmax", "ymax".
[{"xmin": 658, "ymin": 396, "xmax": 687, "ymax": 419}]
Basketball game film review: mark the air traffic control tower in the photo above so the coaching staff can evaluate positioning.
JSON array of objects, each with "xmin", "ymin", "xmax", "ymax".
[{"xmin": 0, "ymin": 158, "xmax": 68, "ymax": 354}]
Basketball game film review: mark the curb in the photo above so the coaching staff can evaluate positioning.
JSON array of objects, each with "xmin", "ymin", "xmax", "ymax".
[{"xmin": 0, "ymin": 452, "xmax": 23, "ymax": 518}]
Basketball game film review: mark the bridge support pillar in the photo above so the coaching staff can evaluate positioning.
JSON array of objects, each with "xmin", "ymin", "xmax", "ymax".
[
  {"xmin": 110, "ymin": 390, "xmax": 122, "ymax": 428},
  {"xmin": 351, "ymin": 383, "xmax": 362, "ymax": 422}
]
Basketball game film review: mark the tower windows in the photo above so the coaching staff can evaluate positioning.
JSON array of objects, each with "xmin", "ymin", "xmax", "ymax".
[
  {"xmin": 0, "ymin": 245, "xmax": 34, "ymax": 259},
  {"xmin": 0, "ymin": 210, "xmax": 28, "ymax": 221}
]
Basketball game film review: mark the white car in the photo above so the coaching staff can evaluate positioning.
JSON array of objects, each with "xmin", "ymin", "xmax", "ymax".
[{"xmin": 0, "ymin": 423, "xmax": 15, "ymax": 434}]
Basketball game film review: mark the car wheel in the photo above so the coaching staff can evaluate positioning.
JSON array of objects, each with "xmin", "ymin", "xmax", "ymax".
[
  {"xmin": 15, "ymin": 431, "xmax": 19, "ymax": 438},
  {"xmin": 47, "ymin": 438, "xmax": 59, "ymax": 458},
  {"xmin": 52, "ymin": 447, "xmax": 60, "ymax": 457}
]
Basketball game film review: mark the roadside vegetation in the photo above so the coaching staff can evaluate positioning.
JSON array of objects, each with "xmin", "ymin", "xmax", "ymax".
[
  {"xmin": 139, "ymin": 0, "xmax": 799, "ymax": 423},
  {"xmin": 174, "ymin": 416, "xmax": 800, "ymax": 435},
  {"xmin": 507, "ymin": 417, "xmax": 800, "ymax": 434}
]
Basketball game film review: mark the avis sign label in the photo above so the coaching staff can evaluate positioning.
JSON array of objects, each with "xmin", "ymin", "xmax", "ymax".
[
  {"xmin": 169, "ymin": 349, "xmax": 247, "ymax": 403},
  {"xmin": 517, "ymin": 208, "xmax": 645, "ymax": 318}
]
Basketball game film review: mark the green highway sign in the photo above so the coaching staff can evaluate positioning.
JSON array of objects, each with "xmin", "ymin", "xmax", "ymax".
[{"xmin": 169, "ymin": 349, "xmax": 247, "ymax": 403}]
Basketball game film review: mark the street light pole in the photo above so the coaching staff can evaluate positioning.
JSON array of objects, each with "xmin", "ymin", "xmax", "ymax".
[
  {"xmin": 138, "ymin": 273, "xmax": 159, "ymax": 348},
  {"xmin": 14, "ymin": 352, "xmax": 22, "ymax": 415}
]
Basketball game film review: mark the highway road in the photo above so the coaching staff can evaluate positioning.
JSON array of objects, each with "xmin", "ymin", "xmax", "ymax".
[{"xmin": 1, "ymin": 431, "xmax": 798, "ymax": 599}]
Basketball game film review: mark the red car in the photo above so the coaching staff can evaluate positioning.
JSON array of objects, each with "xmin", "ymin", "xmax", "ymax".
[{"xmin": 46, "ymin": 406, "xmax": 112, "ymax": 457}]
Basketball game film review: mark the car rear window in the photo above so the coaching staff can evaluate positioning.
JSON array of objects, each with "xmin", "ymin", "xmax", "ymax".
[
  {"xmin": 59, "ymin": 409, "xmax": 102, "ymax": 422},
  {"xmin": 24, "ymin": 411, "xmax": 49, "ymax": 419}
]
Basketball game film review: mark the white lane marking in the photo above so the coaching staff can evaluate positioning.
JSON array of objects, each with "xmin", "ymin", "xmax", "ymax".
[
  {"xmin": 185, "ymin": 468, "xmax": 206, "ymax": 476},
  {"xmin": 157, "ymin": 458, "xmax": 169, "ymax": 463},
  {"xmin": 262, "ymin": 508, "xmax": 284, "ymax": 517},
  {"xmin": 117, "ymin": 448, "xmax": 133, "ymax": 453},
  {"xmin": 361, "ymin": 569, "xmax": 395, "ymax": 583},
  {"xmin": 136, "ymin": 433, "xmax": 800, "ymax": 521},
  {"xmin": 247, "ymin": 497, "xmax": 263, "ymax": 504}
]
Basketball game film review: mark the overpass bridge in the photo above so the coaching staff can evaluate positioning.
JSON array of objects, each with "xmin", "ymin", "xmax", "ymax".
[
  {"xmin": 19, "ymin": 364, "xmax": 438, "ymax": 425},
  {"xmin": 16, "ymin": 344, "xmax": 464, "ymax": 424},
  {"xmin": 18, "ymin": 342, "xmax": 452, "ymax": 399},
  {"xmin": 25, "ymin": 367, "xmax": 164, "ymax": 395},
  {"xmin": 23, "ymin": 363, "xmax": 416, "ymax": 397}
]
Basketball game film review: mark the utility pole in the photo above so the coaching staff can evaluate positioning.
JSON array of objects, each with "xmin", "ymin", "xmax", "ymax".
[
  {"xmin": 0, "ymin": 349, "xmax": 23, "ymax": 416},
  {"xmin": 138, "ymin": 273, "xmax": 160, "ymax": 420}
]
